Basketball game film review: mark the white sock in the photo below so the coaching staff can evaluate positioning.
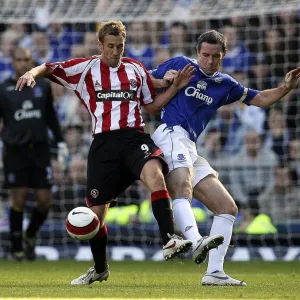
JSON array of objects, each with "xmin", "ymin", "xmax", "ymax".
[
  {"xmin": 172, "ymin": 198, "xmax": 202, "ymax": 248},
  {"xmin": 207, "ymin": 214, "xmax": 235, "ymax": 274}
]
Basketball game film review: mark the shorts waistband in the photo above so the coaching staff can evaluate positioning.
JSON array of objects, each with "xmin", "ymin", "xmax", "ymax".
[{"xmin": 93, "ymin": 127, "xmax": 144, "ymax": 137}]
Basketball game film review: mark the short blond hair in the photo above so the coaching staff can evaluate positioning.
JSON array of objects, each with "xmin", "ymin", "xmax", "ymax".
[{"xmin": 97, "ymin": 21, "xmax": 126, "ymax": 43}]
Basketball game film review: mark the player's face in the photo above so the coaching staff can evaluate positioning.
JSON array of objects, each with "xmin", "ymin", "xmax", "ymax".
[
  {"xmin": 99, "ymin": 34, "xmax": 125, "ymax": 68},
  {"xmin": 12, "ymin": 49, "xmax": 34, "ymax": 78},
  {"xmin": 197, "ymin": 42, "xmax": 225, "ymax": 75}
]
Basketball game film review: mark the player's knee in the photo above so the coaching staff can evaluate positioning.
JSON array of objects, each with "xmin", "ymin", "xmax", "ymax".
[
  {"xmin": 148, "ymin": 173, "xmax": 166, "ymax": 192},
  {"xmin": 12, "ymin": 201, "xmax": 25, "ymax": 212},
  {"xmin": 36, "ymin": 201, "xmax": 51, "ymax": 214},
  {"xmin": 37, "ymin": 197, "xmax": 52, "ymax": 211},
  {"xmin": 222, "ymin": 200, "xmax": 238, "ymax": 216},
  {"xmin": 168, "ymin": 180, "xmax": 192, "ymax": 199},
  {"xmin": 230, "ymin": 202, "xmax": 238, "ymax": 217}
]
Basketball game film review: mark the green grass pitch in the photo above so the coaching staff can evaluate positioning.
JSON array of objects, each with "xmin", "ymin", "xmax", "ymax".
[{"xmin": 0, "ymin": 260, "xmax": 299, "ymax": 299}]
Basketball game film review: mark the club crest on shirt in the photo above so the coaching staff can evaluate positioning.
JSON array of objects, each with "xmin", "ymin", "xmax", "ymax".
[
  {"xmin": 214, "ymin": 77, "xmax": 223, "ymax": 84},
  {"xmin": 130, "ymin": 79, "xmax": 137, "ymax": 88},
  {"xmin": 90, "ymin": 189, "xmax": 99, "ymax": 199},
  {"xmin": 177, "ymin": 154, "xmax": 186, "ymax": 162},
  {"xmin": 197, "ymin": 81, "xmax": 207, "ymax": 91},
  {"xmin": 22, "ymin": 100, "xmax": 34, "ymax": 110}
]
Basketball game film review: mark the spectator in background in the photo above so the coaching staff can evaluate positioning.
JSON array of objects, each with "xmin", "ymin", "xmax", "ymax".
[
  {"xmin": 278, "ymin": 9, "xmax": 299, "ymax": 72},
  {"xmin": 288, "ymin": 138, "xmax": 300, "ymax": 184},
  {"xmin": 229, "ymin": 16, "xmax": 261, "ymax": 53},
  {"xmin": 231, "ymin": 70, "xmax": 266, "ymax": 135},
  {"xmin": 67, "ymin": 156, "xmax": 87, "ymax": 187},
  {"xmin": 200, "ymin": 127, "xmax": 223, "ymax": 162},
  {"xmin": 6, "ymin": 24, "xmax": 32, "ymax": 50},
  {"xmin": 255, "ymin": 28, "xmax": 286, "ymax": 87},
  {"xmin": 213, "ymin": 99, "xmax": 265, "ymax": 156},
  {"xmin": 34, "ymin": 0, "xmax": 50, "ymax": 30},
  {"xmin": 264, "ymin": 107, "xmax": 291, "ymax": 162},
  {"xmin": 263, "ymin": 9, "xmax": 299, "ymax": 72},
  {"xmin": 229, "ymin": 130, "xmax": 277, "ymax": 208},
  {"xmin": 64, "ymin": 120, "xmax": 89, "ymax": 159},
  {"xmin": 221, "ymin": 24, "xmax": 253, "ymax": 74},
  {"xmin": 47, "ymin": 23, "xmax": 83, "ymax": 61},
  {"xmin": 215, "ymin": 103, "xmax": 248, "ymax": 155},
  {"xmin": 235, "ymin": 103, "xmax": 266, "ymax": 135},
  {"xmin": 278, "ymin": 78, "xmax": 300, "ymax": 137},
  {"xmin": 250, "ymin": 25, "xmax": 287, "ymax": 90},
  {"xmin": 160, "ymin": 22, "xmax": 191, "ymax": 57},
  {"xmin": 0, "ymin": 30, "xmax": 19, "ymax": 82},
  {"xmin": 126, "ymin": 21, "xmax": 156, "ymax": 70},
  {"xmin": 70, "ymin": 44, "xmax": 86, "ymax": 58},
  {"xmin": 83, "ymin": 32, "xmax": 99, "ymax": 57},
  {"xmin": 51, "ymin": 159, "xmax": 64, "ymax": 194},
  {"xmin": 147, "ymin": 21, "xmax": 165, "ymax": 48},
  {"xmin": 154, "ymin": 47, "xmax": 171, "ymax": 68},
  {"xmin": 76, "ymin": 103, "xmax": 92, "ymax": 149},
  {"xmin": 199, "ymin": 127, "xmax": 231, "ymax": 187},
  {"xmin": 51, "ymin": 82, "xmax": 78, "ymax": 128},
  {"xmin": 249, "ymin": 55, "xmax": 272, "ymax": 91},
  {"xmin": 52, "ymin": 157, "xmax": 87, "ymax": 218},
  {"xmin": 31, "ymin": 31, "xmax": 60, "ymax": 64},
  {"xmin": 258, "ymin": 164, "xmax": 300, "ymax": 223}
]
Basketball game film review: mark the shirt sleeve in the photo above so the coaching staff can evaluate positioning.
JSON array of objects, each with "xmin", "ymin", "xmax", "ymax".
[
  {"xmin": 133, "ymin": 61, "xmax": 156, "ymax": 106},
  {"xmin": 225, "ymin": 76, "xmax": 259, "ymax": 106},
  {"xmin": 45, "ymin": 57, "xmax": 95, "ymax": 91},
  {"xmin": 151, "ymin": 58, "xmax": 176, "ymax": 79}
]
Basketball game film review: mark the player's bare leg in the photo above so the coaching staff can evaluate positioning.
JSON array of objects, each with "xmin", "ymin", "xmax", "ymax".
[
  {"xmin": 166, "ymin": 167, "xmax": 224, "ymax": 264},
  {"xmin": 193, "ymin": 175, "xmax": 246, "ymax": 286},
  {"xmin": 140, "ymin": 159, "xmax": 192, "ymax": 260},
  {"xmin": 10, "ymin": 188, "xmax": 28, "ymax": 261},
  {"xmin": 71, "ymin": 203, "xmax": 110, "ymax": 285}
]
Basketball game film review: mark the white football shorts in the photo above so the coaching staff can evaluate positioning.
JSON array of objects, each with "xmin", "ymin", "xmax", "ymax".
[{"xmin": 152, "ymin": 124, "xmax": 218, "ymax": 187}]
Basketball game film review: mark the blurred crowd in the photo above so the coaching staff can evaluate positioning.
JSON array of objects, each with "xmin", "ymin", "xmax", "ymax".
[{"xmin": 0, "ymin": 9, "xmax": 300, "ymax": 234}]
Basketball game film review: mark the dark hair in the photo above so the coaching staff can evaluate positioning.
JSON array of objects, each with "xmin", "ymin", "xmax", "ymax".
[
  {"xmin": 170, "ymin": 21, "xmax": 188, "ymax": 30},
  {"xmin": 97, "ymin": 20, "xmax": 126, "ymax": 44},
  {"xmin": 197, "ymin": 30, "xmax": 227, "ymax": 52}
]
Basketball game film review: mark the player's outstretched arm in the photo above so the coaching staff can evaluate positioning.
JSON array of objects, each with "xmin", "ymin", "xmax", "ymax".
[
  {"xmin": 15, "ymin": 64, "xmax": 53, "ymax": 91},
  {"xmin": 145, "ymin": 64, "xmax": 195, "ymax": 115},
  {"xmin": 250, "ymin": 67, "xmax": 300, "ymax": 107}
]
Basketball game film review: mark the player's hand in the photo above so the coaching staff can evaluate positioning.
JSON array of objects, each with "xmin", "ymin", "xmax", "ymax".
[
  {"xmin": 172, "ymin": 64, "xmax": 195, "ymax": 89},
  {"xmin": 15, "ymin": 71, "xmax": 36, "ymax": 91},
  {"xmin": 284, "ymin": 67, "xmax": 300, "ymax": 90},
  {"xmin": 162, "ymin": 70, "xmax": 178, "ymax": 87}
]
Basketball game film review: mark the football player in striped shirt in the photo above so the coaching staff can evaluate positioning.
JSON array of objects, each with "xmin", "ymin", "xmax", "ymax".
[
  {"xmin": 16, "ymin": 21, "xmax": 196, "ymax": 285},
  {"xmin": 150, "ymin": 30, "xmax": 300, "ymax": 286}
]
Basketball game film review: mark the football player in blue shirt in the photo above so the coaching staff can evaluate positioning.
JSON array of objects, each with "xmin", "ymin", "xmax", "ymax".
[{"xmin": 151, "ymin": 30, "xmax": 300, "ymax": 286}]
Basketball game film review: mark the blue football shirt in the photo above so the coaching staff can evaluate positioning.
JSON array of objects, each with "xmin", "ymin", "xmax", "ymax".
[{"xmin": 151, "ymin": 56, "xmax": 259, "ymax": 141}]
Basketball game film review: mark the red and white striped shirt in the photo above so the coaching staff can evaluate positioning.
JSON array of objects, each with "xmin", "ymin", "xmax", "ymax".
[{"xmin": 45, "ymin": 56, "xmax": 155, "ymax": 135}]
